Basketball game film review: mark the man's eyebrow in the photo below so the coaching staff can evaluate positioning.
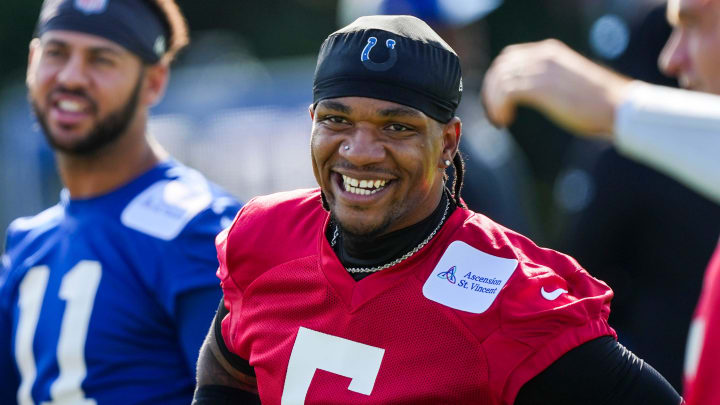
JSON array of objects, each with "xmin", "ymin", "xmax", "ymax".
[
  {"xmin": 42, "ymin": 38, "xmax": 124, "ymax": 56},
  {"xmin": 318, "ymin": 100, "xmax": 351, "ymax": 114},
  {"xmin": 43, "ymin": 39, "xmax": 68, "ymax": 48},
  {"xmin": 89, "ymin": 46, "xmax": 123, "ymax": 56},
  {"xmin": 378, "ymin": 106, "xmax": 424, "ymax": 119}
]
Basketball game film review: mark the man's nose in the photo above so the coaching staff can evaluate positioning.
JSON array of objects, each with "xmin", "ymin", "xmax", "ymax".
[
  {"xmin": 339, "ymin": 125, "xmax": 387, "ymax": 166},
  {"xmin": 659, "ymin": 29, "xmax": 687, "ymax": 79},
  {"xmin": 56, "ymin": 54, "xmax": 90, "ymax": 89}
]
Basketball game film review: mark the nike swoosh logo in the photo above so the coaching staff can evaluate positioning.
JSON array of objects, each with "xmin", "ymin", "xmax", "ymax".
[{"xmin": 541, "ymin": 287, "xmax": 568, "ymax": 301}]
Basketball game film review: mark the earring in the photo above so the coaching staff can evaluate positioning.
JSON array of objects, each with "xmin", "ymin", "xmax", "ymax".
[
  {"xmin": 343, "ymin": 145, "xmax": 350, "ymax": 151},
  {"xmin": 444, "ymin": 159, "xmax": 451, "ymax": 167}
]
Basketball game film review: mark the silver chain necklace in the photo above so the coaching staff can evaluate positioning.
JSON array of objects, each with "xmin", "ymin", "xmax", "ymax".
[{"xmin": 330, "ymin": 198, "xmax": 450, "ymax": 273}]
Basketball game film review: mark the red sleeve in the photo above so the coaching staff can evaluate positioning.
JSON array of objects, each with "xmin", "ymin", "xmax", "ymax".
[
  {"xmin": 215, "ymin": 189, "xmax": 324, "ymax": 357},
  {"xmin": 215, "ymin": 195, "xmax": 283, "ymax": 356},
  {"xmin": 216, "ymin": 197, "xmax": 259, "ymax": 357},
  {"xmin": 216, "ymin": 221, "xmax": 245, "ymax": 356},
  {"xmin": 684, "ymin": 241, "xmax": 720, "ymax": 405},
  {"xmin": 485, "ymin": 238, "xmax": 617, "ymax": 404}
]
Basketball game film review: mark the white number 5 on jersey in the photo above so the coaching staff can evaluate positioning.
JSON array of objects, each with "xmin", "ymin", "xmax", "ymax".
[{"xmin": 281, "ymin": 327, "xmax": 385, "ymax": 405}]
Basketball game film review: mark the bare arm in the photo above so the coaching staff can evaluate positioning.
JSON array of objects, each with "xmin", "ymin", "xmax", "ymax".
[
  {"xmin": 482, "ymin": 39, "xmax": 720, "ymax": 203},
  {"xmin": 193, "ymin": 306, "xmax": 260, "ymax": 404},
  {"xmin": 195, "ymin": 325, "xmax": 257, "ymax": 392},
  {"xmin": 481, "ymin": 39, "xmax": 631, "ymax": 138}
]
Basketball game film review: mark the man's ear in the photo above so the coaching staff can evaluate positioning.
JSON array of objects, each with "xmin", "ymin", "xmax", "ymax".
[
  {"xmin": 142, "ymin": 62, "xmax": 170, "ymax": 107},
  {"xmin": 26, "ymin": 38, "xmax": 41, "ymax": 88},
  {"xmin": 439, "ymin": 117, "xmax": 462, "ymax": 167},
  {"xmin": 308, "ymin": 103, "xmax": 315, "ymax": 121}
]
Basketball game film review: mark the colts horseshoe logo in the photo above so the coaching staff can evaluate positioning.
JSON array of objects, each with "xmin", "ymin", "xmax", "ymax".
[
  {"xmin": 74, "ymin": 0, "xmax": 108, "ymax": 14},
  {"xmin": 361, "ymin": 37, "xmax": 398, "ymax": 71}
]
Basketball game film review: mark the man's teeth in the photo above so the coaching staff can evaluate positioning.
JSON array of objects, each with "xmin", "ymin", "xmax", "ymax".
[
  {"xmin": 57, "ymin": 100, "xmax": 84, "ymax": 113},
  {"xmin": 342, "ymin": 175, "xmax": 387, "ymax": 195}
]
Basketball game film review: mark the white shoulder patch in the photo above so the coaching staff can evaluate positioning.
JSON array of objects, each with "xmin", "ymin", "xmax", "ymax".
[
  {"xmin": 423, "ymin": 241, "xmax": 518, "ymax": 314},
  {"xmin": 1, "ymin": 252, "xmax": 10, "ymax": 270},
  {"xmin": 121, "ymin": 172, "xmax": 212, "ymax": 241},
  {"xmin": 11, "ymin": 205, "xmax": 64, "ymax": 232}
]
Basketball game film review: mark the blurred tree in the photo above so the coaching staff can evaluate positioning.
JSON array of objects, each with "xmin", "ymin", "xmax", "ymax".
[
  {"xmin": 0, "ymin": 0, "xmax": 42, "ymax": 84},
  {"xmin": 178, "ymin": 0, "xmax": 337, "ymax": 60},
  {"xmin": 0, "ymin": 0, "xmax": 337, "ymax": 87}
]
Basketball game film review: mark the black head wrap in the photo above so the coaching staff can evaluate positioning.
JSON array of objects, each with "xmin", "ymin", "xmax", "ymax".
[
  {"xmin": 36, "ymin": 0, "xmax": 168, "ymax": 64},
  {"xmin": 313, "ymin": 15, "xmax": 462, "ymax": 123}
]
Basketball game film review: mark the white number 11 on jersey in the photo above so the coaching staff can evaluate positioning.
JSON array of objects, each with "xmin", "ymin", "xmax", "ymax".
[
  {"xmin": 15, "ymin": 261, "xmax": 101, "ymax": 405},
  {"xmin": 281, "ymin": 327, "xmax": 385, "ymax": 405}
]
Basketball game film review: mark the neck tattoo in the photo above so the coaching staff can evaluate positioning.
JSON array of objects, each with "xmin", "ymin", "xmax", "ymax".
[{"xmin": 331, "ymin": 197, "xmax": 450, "ymax": 273}]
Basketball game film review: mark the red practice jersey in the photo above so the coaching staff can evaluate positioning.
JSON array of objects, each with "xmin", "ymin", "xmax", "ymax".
[
  {"xmin": 684, "ymin": 240, "xmax": 720, "ymax": 405},
  {"xmin": 217, "ymin": 189, "xmax": 616, "ymax": 404}
]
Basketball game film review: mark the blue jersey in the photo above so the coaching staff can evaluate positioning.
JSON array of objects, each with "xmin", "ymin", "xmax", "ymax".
[{"xmin": 0, "ymin": 160, "xmax": 241, "ymax": 405}]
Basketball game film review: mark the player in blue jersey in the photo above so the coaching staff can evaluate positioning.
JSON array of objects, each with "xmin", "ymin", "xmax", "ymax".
[{"xmin": 0, "ymin": 1, "xmax": 241, "ymax": 404}]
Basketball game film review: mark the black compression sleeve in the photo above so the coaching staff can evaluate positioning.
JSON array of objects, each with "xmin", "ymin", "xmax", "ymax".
[
  {"xmin": 213, "ymin": 297, "xmax": 255, "ymax": 376},
  {"xmin": 515, "ymin": 336, "xmax": 682, "ymax": 405},
  {"xmin": 193, "ymin": 385, "xmax": 261, "ymax": 405}
]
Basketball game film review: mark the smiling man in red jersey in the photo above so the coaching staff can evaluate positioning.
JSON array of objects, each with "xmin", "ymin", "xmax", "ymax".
[{"xmin": 193, "ymin": 15, "xmax": 681, "ymax": 405}]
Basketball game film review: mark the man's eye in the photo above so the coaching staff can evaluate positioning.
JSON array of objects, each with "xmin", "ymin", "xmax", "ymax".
[
  {"xmin": 386, "ymin": 123, "xmax": 412, "ymax": 131},
  {"xmin": 44, "ymin": 49, "xmax": 64, "ymax": 58},
  {"xmin": 93, "ymin": 56, "xmax": 116, "ymax": 66},
  {"xmin": 325, "ymin": 116, "xmax": 349, "ymax": 124}
]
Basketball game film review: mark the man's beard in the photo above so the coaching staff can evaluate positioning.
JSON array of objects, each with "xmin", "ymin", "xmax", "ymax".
[
  {"xmin": 329, "ymin": 200, "xmax": 402, "ymax": 242},
  {"xmin": 31, "ymin": 71, "xmax": 144, "ymax": 156}
]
